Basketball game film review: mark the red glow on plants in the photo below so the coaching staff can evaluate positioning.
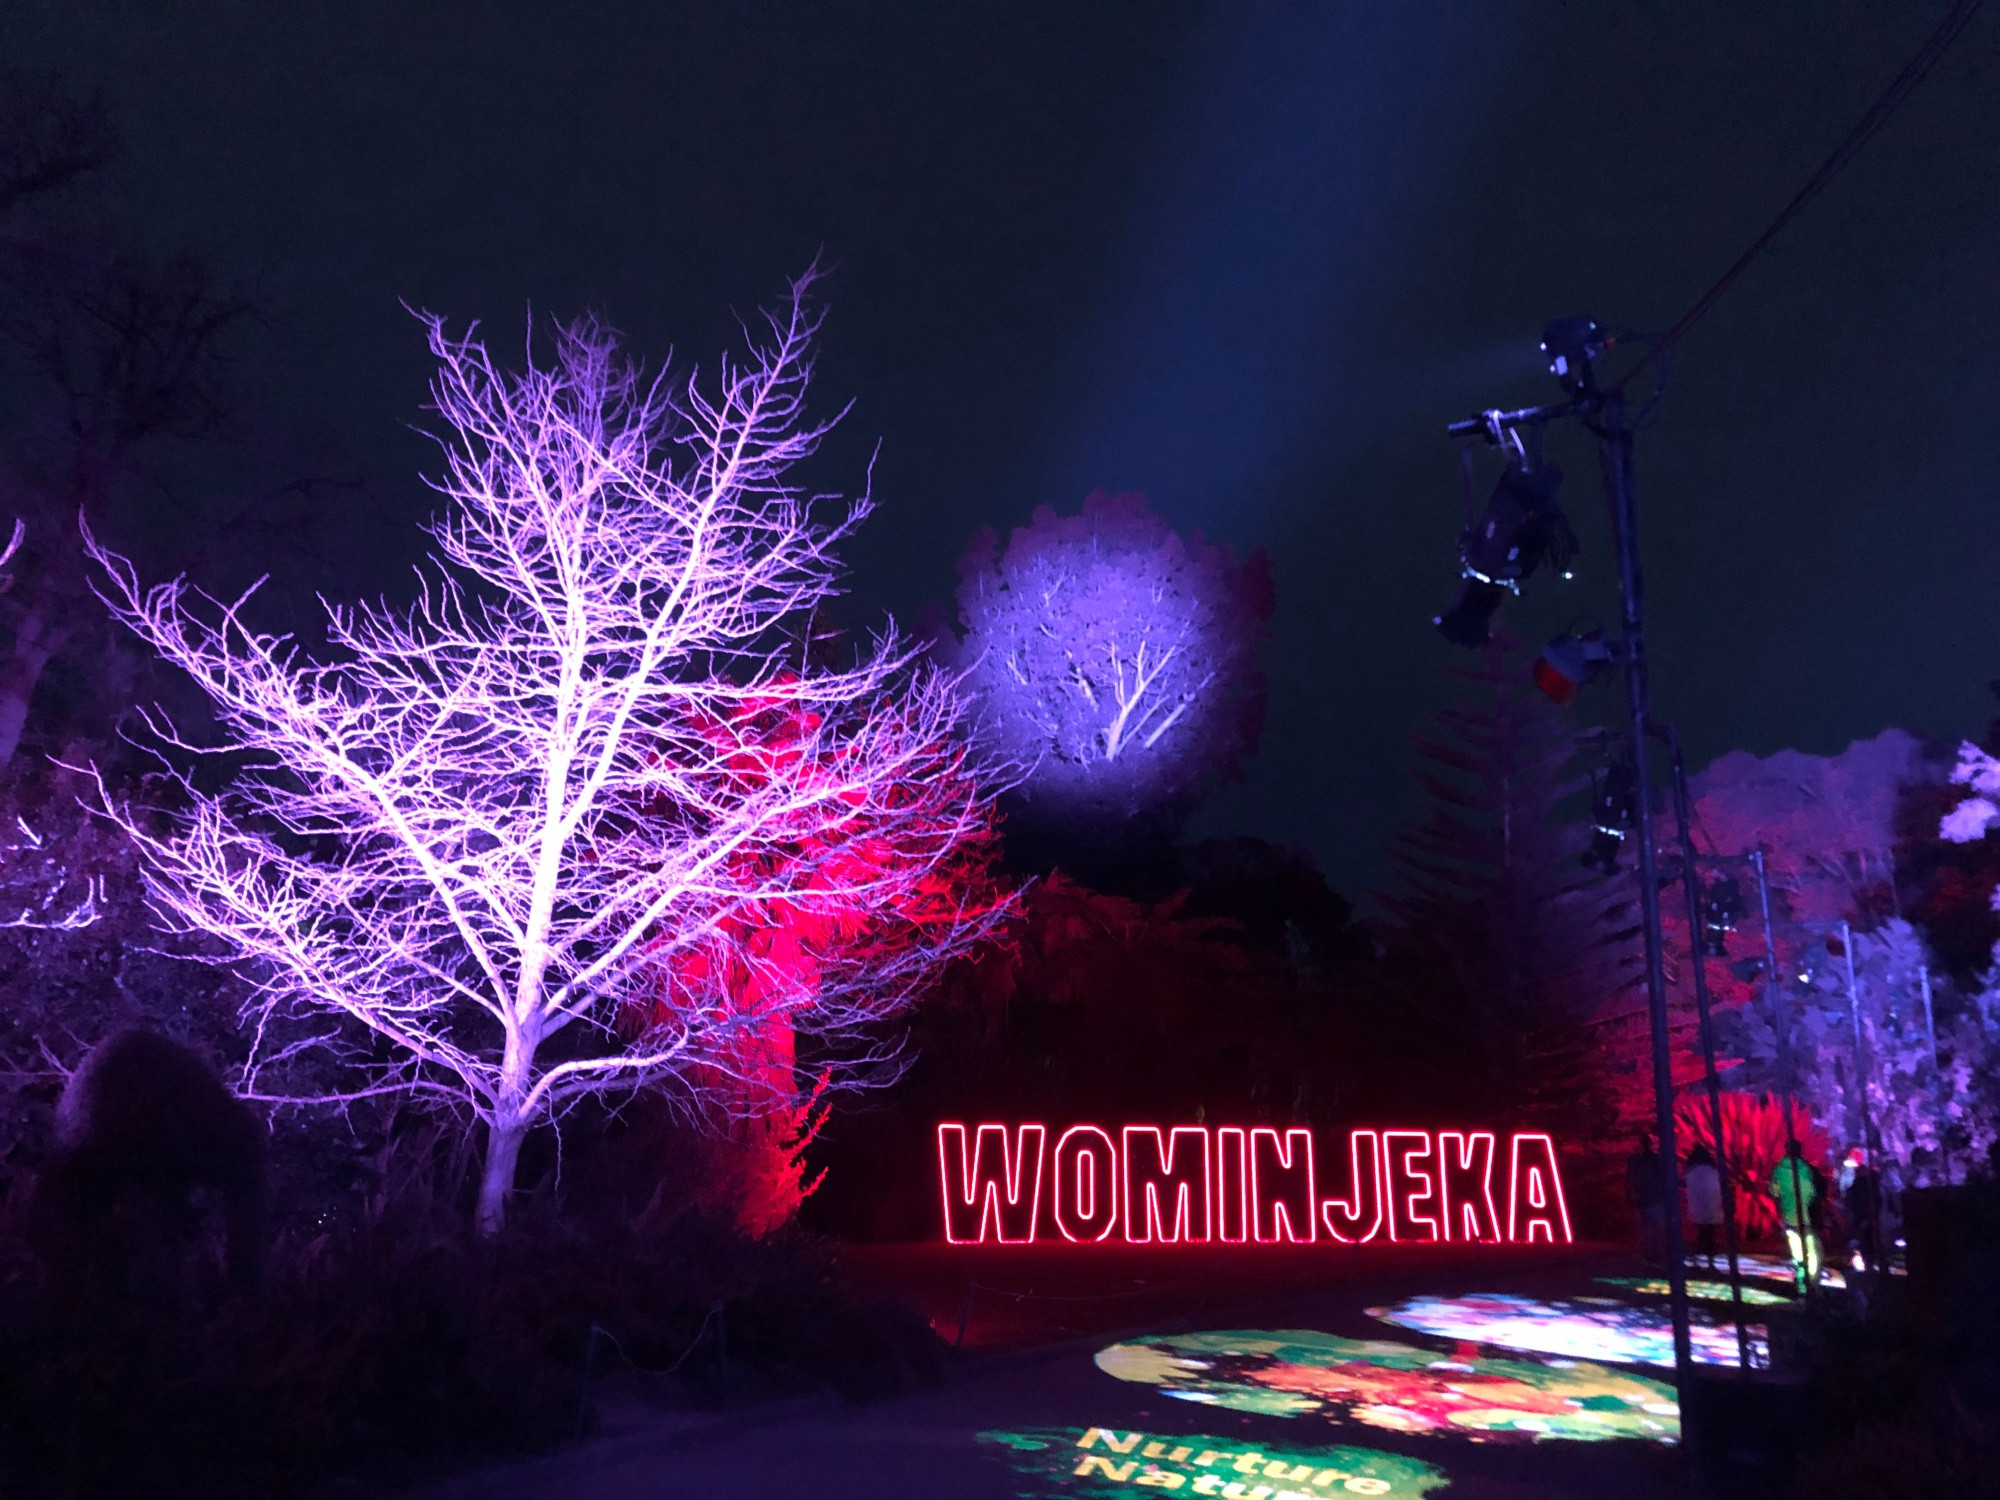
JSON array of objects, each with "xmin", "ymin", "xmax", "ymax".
[{"xmin": 1673, "ymin": 1091, "xmax": 1831, "ymax": 1238}]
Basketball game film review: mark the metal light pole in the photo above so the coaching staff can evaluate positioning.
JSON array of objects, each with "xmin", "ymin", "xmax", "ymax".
[
  {"xmin": 1920, "ymin": 966, "xmax": 1953, "ymax": 1184},
  {"xmin": 1841, "ymin": 921, "xmax": 1879, "ymax": 1160},
  {"xmin": 1593, "ymin": 393, "xmax": 1701, "ymax": 1417},
  {"xmin": 1446, "ymin": 354, "xmax": 1701, "ymax": 1474},
  {"xmin": 1662, "ymin": 725, "xmax": 1752, "ymax": 1371},
  {"xmin": 1752, "ymin": 852, "xmax": 1818, "ymax": 1304}
]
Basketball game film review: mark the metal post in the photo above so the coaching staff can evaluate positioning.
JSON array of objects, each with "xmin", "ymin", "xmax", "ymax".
[
  {"xmin": 1921, "ymin": 967, "xmax": 1951, "ymax": 1185},
  {"xmin": 1842, "ymin": 921, "xmax": 1878, "ymax": 1156},
  {"xmin": 955, "ymin": 1281, "xmax": 977, "ymax": 1350},
  {"xmin": 1595, "ymin": 396, "xmax": 1700, "ymax": 1452},
  {"xmin": 1752, "ymin": 852, "xmax": 1794, "ymax": 1136},
  {"xmin": 1664, "ymin": 725, "xmax": 1751, "ymax": 1371},
  {"xmin": 1753, "ymin": 852, "xmax": 1813, "ymax": 1300}
]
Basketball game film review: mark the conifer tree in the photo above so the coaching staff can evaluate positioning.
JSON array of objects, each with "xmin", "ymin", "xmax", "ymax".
[{"xmin": 1378, "ymin": 639, "xmax": 1638, "ymax": 1127}]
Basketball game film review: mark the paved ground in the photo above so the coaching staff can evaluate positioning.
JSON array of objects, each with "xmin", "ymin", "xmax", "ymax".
[{"xmin": 418, "ymin": 1242, "xmax": 1717, "ymax": 1499}]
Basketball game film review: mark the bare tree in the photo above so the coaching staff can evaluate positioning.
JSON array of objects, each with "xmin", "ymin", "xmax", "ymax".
[
  {"xmin": 88, "ymin": 279, "xmax": 1005, "ymax": 1233},
  {"xmin": 945, "ymin": 490, "xmax": 1271, "ymax": 844},
  {"xmin": 0, "ymin": 71, "xmax": 114, "ymax": 218},
  {"xmin": 0, "ymin": 69, "xmax": 261, "ymax": 768}
]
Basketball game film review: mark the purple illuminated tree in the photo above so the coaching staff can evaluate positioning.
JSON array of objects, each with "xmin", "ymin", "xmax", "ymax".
[
  {"xmin": 85, "ymin": 279, "xmax": 1004, "ymax": 1233},
  {"xmin": 944, "ymin": 490, "xmax": 1271, "ymax": 846}
]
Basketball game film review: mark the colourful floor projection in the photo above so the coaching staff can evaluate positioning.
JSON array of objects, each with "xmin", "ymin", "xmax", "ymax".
[
  {"xmin": 979, "ymin": 1427, "xmax": 1448, "ymax": 1497},
  {"xmin": 1093, "ymin": 1330, "xmax": 1680, "ymax": 1444},
  {"xmin": 1596, "ymin": 1276, "xmax": 1790, "ymax": 1307},
  {"xmin": 1728, "ymin": 1252, "xmax": 1845, "ymax": 1288},
  {"xmin": 1368, "ymin": 1293, "xmax": 1767, "ymax": 1369}
]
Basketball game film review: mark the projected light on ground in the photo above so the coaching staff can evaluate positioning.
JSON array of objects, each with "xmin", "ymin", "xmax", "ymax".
[
  {"xmin": 1596, "ymin": 1276, "xmax": 1790, "ymax": 1307},
  {"xmin": 1728, "ymin": 1252, "xmax": 1845, "ymax": 1288},
  {"xmin": 979, "ymin": 1426, "xmax": 1447, "ymax": 1497},
  {"xmin": 1369, "ymin": 1294, "xmax": 1766, "ymax": 1369},
  {"xmin": 1093, "ymin": 1330, "xmax": 1679, "ymax": 1443}
]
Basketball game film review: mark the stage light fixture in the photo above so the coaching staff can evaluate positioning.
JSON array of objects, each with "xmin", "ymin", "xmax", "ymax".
[
  {"xmin": 1533, "ymin": 627, "xmax": 1614, "ymax": 704},
  {"xmin": 1581, "ymin": 755, "xmax": 1637, "ymax": 874},
  {"xmin": 1541, "ymin": 315, "xmax": 1609, "ymax": 397},
  {"xmin": 1434, "ymin": 461, "xmax": 1576, "ymax": 647},
  {"xmin": 1701, "ymin": 876, "xmax": 1746, "ymax": 958}
]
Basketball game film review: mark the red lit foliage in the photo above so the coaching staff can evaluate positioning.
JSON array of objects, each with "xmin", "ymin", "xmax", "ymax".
[
  {"xmin": 1673, "ymin": 1090, "xmax": 1832, "ymax": 1239},
  {"xmin": 806, "ymin": 870, "xmax": 1354, "ymax": 1240},
  {"xmin": 922, "ymin": 872, "xmax": 1308, "ymax": 1115},
  {"xmin": 619, "ymin": 683, "xmax": 1006, "ymax": 1232}
]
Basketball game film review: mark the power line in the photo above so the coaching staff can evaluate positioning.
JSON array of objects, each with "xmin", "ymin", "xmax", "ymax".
[{"xmin": 1616, "ymin": 0, "xmax": 1985, "ymax": 393}]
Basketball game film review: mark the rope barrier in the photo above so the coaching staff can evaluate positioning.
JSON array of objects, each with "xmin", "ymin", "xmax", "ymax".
[{"xmin": 575, "ymin": 1299, "xmax": 727, "ymax": 1435}]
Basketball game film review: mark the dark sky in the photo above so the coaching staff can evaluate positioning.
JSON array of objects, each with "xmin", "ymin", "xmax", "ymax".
[{"xmin": 7, "ymin": 2, "xmax": 1996, "ymax": 901}]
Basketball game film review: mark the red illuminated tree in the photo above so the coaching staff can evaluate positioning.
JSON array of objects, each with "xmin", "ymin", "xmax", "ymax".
[
  {"xmin": 1673, "ymin": 1091, "xmax": 1831, "ymax": 1239},
  {"xmin": 619, "ymin": 683, "xmax": 1006, "ymax": 1233},
  {"xmin": 86, "ymin": 277, "xmax": 1006, "ymax": 1233}
]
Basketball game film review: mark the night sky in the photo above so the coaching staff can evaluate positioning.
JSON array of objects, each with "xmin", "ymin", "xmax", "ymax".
[{"xmin": 7, "ymin": 2, "xmax": 1996, "ymax": 900}]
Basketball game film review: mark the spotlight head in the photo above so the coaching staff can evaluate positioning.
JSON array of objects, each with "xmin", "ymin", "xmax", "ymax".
[
  {"xmin": 1461, "ymin": 461, "xmax": 1570, "ymax": 584},
  {"xmin": 1434, "ymin": 460, "xmax": 1576, "ymax": 647},
  {"xmin": 1701, "ymin": 875, "xmax": 1746, "ymax": 958},
  {"xmin": 1541, "ymin": 315, "xmax": 1607, "ymax": 396},
  {"xmin": 1580, "ymin": 826, "xmax": 1626, "ymax": 874},
  {"xmin": 1533, "ymin": 627, "xmax": 1614, "ymax": 704},
  {"xmin": 1433, "ymin": 577, "xmax": 1510, "ymax": 647},
  {"xmin": 1580, "ymin": 754, "xmax": 1637, "ymax": 874}
]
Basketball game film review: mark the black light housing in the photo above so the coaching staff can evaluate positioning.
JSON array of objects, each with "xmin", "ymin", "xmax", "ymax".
[
  {"xmin": 1580, "ymin": 755, "xmax": 1637, "ymax": 874},
  {"xmin": 1541, "ymin": 314, "xmax": 1608, "ymax": 397},
  {"xmin": 1533, "ymin": 627, "xmax": 1614, "ymax": 704},
  {"xmin": 1433, "ymin": 460, "xmax": 1576, "ymax": 647},
  {"xmin": 1434, "ymin": 578, "xmax": 1511, "ymax": 649},
  {"xmin": 1701, "ymin": 875, "xmax": 1746, "ymax": 958}
]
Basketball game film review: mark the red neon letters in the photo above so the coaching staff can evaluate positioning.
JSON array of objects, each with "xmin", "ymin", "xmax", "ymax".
[
  {"xmin": 1322, "ymin": 1128, "xmax": 1384, "ymax": 1243},
  {"xmin": 935, "ymin": 1123, "xmax": 1573, "ymax": 1247},
  {"xmin": 1052, "ymin": 1125, "xmax": 1119, "ymax": 1242},
  {"xmin": 1507, "ymin": 1131, "xmax": 1574, "ymax": 1245},
  {"xmin": 1250, "ymin": 1127, "xmax": 1315, "ymax": 1243},
  {"xmin": 1123, "ymin": 1126, "xmax": 1212, "ymax": 1242},
  {"xmin": 1438, "ymin": 1130, "xmax": 1501, "ymax": 1243},
  {"xmin": 1383, "ymin": 1130, "xmax": 1439, "ymax": 1243},
  {"xmin": 938, "ymin": 1122, "xmax": 1045, "ymax": 1244}
]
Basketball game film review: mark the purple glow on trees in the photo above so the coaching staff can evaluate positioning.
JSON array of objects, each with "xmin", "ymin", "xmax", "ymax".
[
  {"xmin": 84, "ymin": 277, "xmax": 1005, "ymax": 1233},
  {"xmin": 944, "ymin": 490, "xmax": 1271, "ymax": 840},
  {"xmin": 1942, "ymin": 741, "xmax": 2000, "ymax": 849}
]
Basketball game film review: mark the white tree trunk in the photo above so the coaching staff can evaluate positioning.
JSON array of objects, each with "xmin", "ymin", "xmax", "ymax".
[
  {"xmin": 475, "ymin": 1114, "xmax": 530, "ymax": 1236},
  {"xmin": 0, "ymin": 602, "xmax": 63, "ymax": 770}
]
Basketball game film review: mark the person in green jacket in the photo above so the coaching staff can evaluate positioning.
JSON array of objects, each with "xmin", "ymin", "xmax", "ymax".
[{"xmin": 1771, "ymin": 1139, "xmax": 1822, "ymax": 1290}]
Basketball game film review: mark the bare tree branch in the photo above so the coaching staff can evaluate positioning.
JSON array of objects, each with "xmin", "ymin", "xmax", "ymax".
[{"xmin": 88, "ymin": 274, "xmax": 1007, "ymax": 1233}]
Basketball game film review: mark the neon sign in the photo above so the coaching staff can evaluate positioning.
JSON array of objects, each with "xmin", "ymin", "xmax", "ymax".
[{"xmin": 938, "ymin": 1124, "xmax": 1572, "ymax": 1246}]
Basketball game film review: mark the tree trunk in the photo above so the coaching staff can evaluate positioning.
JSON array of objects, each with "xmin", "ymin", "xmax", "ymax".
[
  {"xmin": 0, "ymin": 601, "xmax": 63, "ymax": 770},
  {"xmin": 474, "ymin": 1115, "xmax": 529, "ymax": 1236}
]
